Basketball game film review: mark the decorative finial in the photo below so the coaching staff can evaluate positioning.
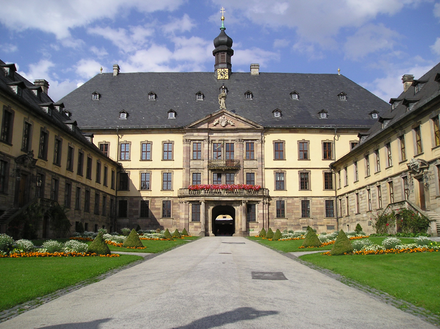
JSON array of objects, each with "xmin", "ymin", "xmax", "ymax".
[
  {"xmin": 100, "ymin": 67, "xmax": 103, "ymax": 74},
  {"xmin": 220, "ymin": 7, "xmax": 225, "ymax": 30},
  {"xmin": 338, "ymin": 68, "xmax": 340, "ymax": 75}
]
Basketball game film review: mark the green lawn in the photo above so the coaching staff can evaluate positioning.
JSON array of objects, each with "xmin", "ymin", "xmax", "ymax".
[
  {"xmin": 300, "ymin": 252, "xmax": 440, "ymax": 317},
  {"xmin": 108, "ymin": 236, "xmax": 199, "ymax": 253},
  {"xmin": 0, "ymin": 255, "xmax": 142, "ymax": 311}
]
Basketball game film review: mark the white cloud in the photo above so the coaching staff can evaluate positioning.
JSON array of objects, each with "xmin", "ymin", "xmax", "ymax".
[
  {"xmin": 273, "ymin": 39, "xmax": 290, "ymax": 48},
  {"xmin": 431, "ymin": 37, "xmax": 440, "ymax": 55},
  {"xmin": 122, "ymin": 45, "xmax": 175, "ymax": 72},
  {"xmin": 76, "ymin": 59, "xmax": 103, "ymax": 79},
  {"xmin": 90, "ymin": 46, "xmax": 109, "ymax": 58},
  {"xmin": 49, "ymin": 79, "xmax": 79, "ymax": 102},
  {"xmin": 434, "ymin": 2, "xmax": 440, "ymax": 20},
  {"xmin": 0, "ymin": 0, "xmax": 184, "ymax": 40},
  {"xmin": 344, "ymin": 24, "xmax": 401, "ymax": 60},
  {"xmin": 22, "ymin": 59, "xmax": 55, "ymax": 81},
  {"xmin": 233, "ymin": 47, "xmax": 280, "ymax": 68},
  {"xmin": 162, "ymin": 14, "xmax": 195, "ymax": 34},
  {"xmin": 1, "ymin": 43, "xmax": 18, "ymax": 53}
]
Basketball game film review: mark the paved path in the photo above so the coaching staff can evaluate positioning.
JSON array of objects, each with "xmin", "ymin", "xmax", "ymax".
[{"xmin": 1, "ymin": 237, "xmax": 436, "ymax": 329}]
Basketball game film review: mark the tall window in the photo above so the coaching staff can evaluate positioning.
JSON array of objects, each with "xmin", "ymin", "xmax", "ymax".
[
  {"xmin": 213, "ymin": 173, "xmax": 222, "ymax": 184},
  {"xmin": 355, "ymin": 193, "xmax": 360, "ymax": 214},
  {"xmin": 365, "ymin": 154, "xmax": 370, "ymax": 177},
  {"xmin": 141, "ymin": 142, "xmax": 151, "ymax": 160},
  {"xmin": 118, "ymin": 200, "xmax": 127, "ymax": 218},
  {"xmin": 111, "ymin": 170, "xmax": 115, "ymax": 189},
  {"xmin": 344, "ymin": 167, "xmax": 348, "ymax": 186},
  {"xmin": 402, "ymin": 176, "xmax": 410, "ymax": 200},
  {"xmin": 225, "ymin": 143, "xmax": 234, "ymax": 160},
  {"xmin": 301, "ymin": 200, "xmax": 310, "ymax": 218},
  {"xmin": 99, "ymin": 143, "xmax": 109, "ymax": 157},
  {"xmin": 94, "ymin": 193, "xmax": 100, "ymax": 215},
  {"xmin": 213, "ymin": 143, "xmax": 222, "ymax": 159},
  {"xmin": 324, "ymin": 172, "xmax": 333, "ymax": 190},
  {"xmin": 53, "ymin": 137, "xmax": 62, "ymax": 166},
  {"xmin": 385, "ymin": 143, "xmax": 392, "ymax": 167},
  {"xmin": 1, "ymin": 107, "xmax": 14, "ymax": 144},
  {"xmin": 119, "ymin": 173, "xmax": 129, "ymax": 191},
  {"xmin": 325, "ymin": 200, "xmax": 334, "ymax": 217},
  {"xmin": 299, "ymin": 172, "xmax": 310, "ymax": 190},
  {"xmin": 141, "ymin": 172, "xmax": 151, "ymax": 190},
  {"xmin": 21, "ymin": 122, "xmax": 32, "ymax": 152},
  {"xmin": 353, "ymin": 161, "xmax": 358, "ymax": 182},
  {"xmin": 192, "ymin": 203, "xmax": 200, "ymax": 222},
  {"xmin": 50, "ymin": 178, "xmax": 59, "ymax": 202},
  {"xmin": 367, "ymin": 189, "xmax": 372, "ymax": 211},
  {"xmin": 38, "ymin": 129, "xmax": 48, "ymax": 160},
  {"xmin": 247, "ymin": 204, "xmax": 256, "ymax": 222},
  {"xmin": 103, "ymin": 166, "xmax": 108, "ymax": 187},
  {"xmin": 323, "ymin": 142, "xmax": 332, "ymax": 160},
  {"xmin": 86, "ymin": 156, "xmax": 92, "ymax": 180},
  {"xmin": 192, "ymin": 142, "xmax": 201, "ymax": 160},
  {"xmin": 388, "ymin": 181, "xmax": 394, "ymax": 203},
  {"xmin": 245, "ymin": 142, "xmax": 254, "ymax": 160},
  {"xmin": 192, "ymin": 173, "xmax": 201, "ymax": 185},
  {"xmin": 274, "ymin": 141, "xmax": 284, "ymax": 160},
  {"xmin": 163, "ymin": 142, "xmax": 173, "ymax": 160},
  {"xmin": 225, "ymin": 173, "xmax": 234, "ymax": 184},
  {"xmin": 0, "ymin": 160, "xmax": 8, "ymax": 193},
  {"xmin": 377, "ymin": 185, "xmax": 382, "ymax": 209},
  {"xmin": 75, "ymin": 187, "xmax": 81, "ymax": 210},
  {"xmin": 276, "ymin": 200, "xmax": 285, "ymax": 218},
  {"xmin": 162, "ymin": 172, "xmax": 172, "ymax": 190},
  {"xmin": 140, "ymin": 200, "xmax": 150, "ymax": 218},
  {"xmin": 102, "ymin": 195, "xmax": 107, "ymax": 216},
  {"xmin": 84, "ymin": 190, "xmax": 90, "ymax": 212},
  {"xmin": 64, "ymin": 182, "xmax": 71, "ymax": 208},
  {"xmin": 77, "ymin": 151, "xmax": 84, "ymax": 176},
  {"xmin": 298, "ymin": 141, "xmax": 309, "ymax": 160},
  {"xmin": 67, "ymin": 146, "xmax": 74, "ymax": 171},
  {"xmin": 120, "ymin": 143, "xmax": 130, "ymax": 160},
  {"xmin": 374, "ymin": 149, "xmax": 380, "ymax": 172},
  {"xmin": 96, "ymin": 161, "xmax": 101, "ymax": 183},
  {"xmin": 275, "ymin": 172, "xmax": 285, "ymax": 190},
  {"xmin": 414, "ymin": 126, "xmax": 423, "ymax": 155},
  {"xmin": 246, "ymin": 173, "xmax": 255, "ymax": 185},
  {"xmin": 162, "ymin": 200, "xmax": 171, "ymax": 218},
  {"xmin": 346, "ymin": 196, "xmax": 349, "ymax": 216},
  {"xmin": 433, "ymin": 116, "xmax": 440, "ymax": 147},
  {"xmin": 399, "ymin": 135, "xmax": 406, "ymax": 161}
]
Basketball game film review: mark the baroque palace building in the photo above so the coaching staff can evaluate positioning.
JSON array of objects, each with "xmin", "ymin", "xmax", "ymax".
[
  {"xmin": 332, "ymin": 63, "xmax": 440, "ymax": 236},
  {"xmin": 57, "ymin": 16, "xmax": 390, "ymax": 237}
]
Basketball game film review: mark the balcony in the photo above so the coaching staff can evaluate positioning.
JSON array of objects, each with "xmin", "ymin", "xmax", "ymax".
[
  {"xmin": 208, "ymin": 159, "xmax": 240, "ymax": 171},
  {"xmin": 179, "ymin": 187, "xmax": 269, "ymax": 198}
]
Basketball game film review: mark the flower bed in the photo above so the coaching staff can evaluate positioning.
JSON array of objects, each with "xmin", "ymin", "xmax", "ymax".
[{"xmin": 0, "ymin": 251, "xmax": 120, "ymax": 258}]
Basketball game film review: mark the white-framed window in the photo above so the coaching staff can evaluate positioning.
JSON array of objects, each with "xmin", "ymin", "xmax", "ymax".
[{"xmin": 168, "ymin": 110, "xmax": 176, "ymax": 119}]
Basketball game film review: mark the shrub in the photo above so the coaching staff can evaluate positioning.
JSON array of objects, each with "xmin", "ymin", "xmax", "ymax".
[
  {"xmin": 396, "ymin": 209, "xmax": 430, "ymax": 234},
  {"xmin": 355, "ymin": 223, "xmax": 363, "ymax": 234},
  {"xmin": 415, "ymin": 236, "xmax": 431, "ymax": 246},
  {"xmin": 87, "ymin": 232, "xmax": 111, "ymax": 255},
  {"xmin": 164, "ymin": 229, "xmax": 173, "ymax": 240},
  {"xmin": 259, "ymin": 228, "xmax": 266, "ymax": 238},
  {"xmin": 182, "ymin": 228, "xmax": 189, "ymax": 236},
  {"xmin": 42, "ymin": 240, "xmax": 64, "ymax": 253},
  {"xmin": 272, "ymin": 229, "xmax": 282, "ymax": 241},
  {"xmin": 0, "ymin": 234, "xmax": 14, "ymax": 253},
  {"xmin": 382, "ymin": 237, "xmax": 402, "ymax": 249},
  {"xmin": 302, "ymin": 227, "xmax": 322, "ymax": 248},
  {"xmin": 121, "ymin": 228, "xmax": 131, "ymax": 236},
  {"xmin": 123, "ymin": 229, "xmax": 144, "ymax": 248},
  {"xmin": 373, "ymin": 211, "xmax": 396, "ymax": 235},
  {"xmin": 172, "ymin": 229, "xmax": 181, "ymax": 238},
  {"xmin": 64, "ymin": 240, "xmax": 88, "ymax": 253},
  {"xmin": 15, "ymin": 239, "xmax": 35, "ymax": 252},
  {"xmin": 98, "ymin": 228, "xmax": 107, "ymax": 235},
  {"xmin": 330, "ymin": 230, "xmax": 353, "ymax": 255},
  {"xmin": 266, "ymin": 228, "xmax": 274, "ymax": 239}
]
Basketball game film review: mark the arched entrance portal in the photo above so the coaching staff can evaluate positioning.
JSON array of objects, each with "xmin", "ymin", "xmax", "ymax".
[{"xmin": 212, "ymin": 205, "xmax": 235, "ymax": 236}]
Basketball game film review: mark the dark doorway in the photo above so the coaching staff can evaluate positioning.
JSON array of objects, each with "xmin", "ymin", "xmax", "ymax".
[
  {"xmin": 212, "ymin": 205, "xmax": 235, "ymax": 236},
  {"xmin": 15, "ymin": 173, "xmax": 29, "ymax": 207}
]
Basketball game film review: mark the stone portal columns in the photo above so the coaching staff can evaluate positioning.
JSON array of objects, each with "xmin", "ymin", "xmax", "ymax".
[{"xmin": 201, "ymin": 201, "xmax": 206, "ymax": 236}]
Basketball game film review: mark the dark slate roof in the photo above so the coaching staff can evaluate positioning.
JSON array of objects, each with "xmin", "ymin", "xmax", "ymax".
[
  {"xmin": 59, "ymin": 71, "xmax": 390, "ymax": 130},
  {"xmin": 0, "ymin": 59, "xmax": 114, "ymax": 159},
  {"xmin": 360, "ymin": 61, "xmax": 440, "ymax": 143}
]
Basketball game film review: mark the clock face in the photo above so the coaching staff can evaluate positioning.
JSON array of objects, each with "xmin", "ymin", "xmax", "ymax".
[{"xmin": 217, "ymin": 68, "xmax": 229, "ymax": 80}]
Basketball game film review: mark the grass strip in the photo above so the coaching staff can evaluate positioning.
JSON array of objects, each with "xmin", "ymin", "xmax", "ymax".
[
  {"xmin": 108, "ymin": 236, "xmax": 199, "ymax": 253},
  {"xmin": 0, "ymin": 255, "xmax": 142, "ymax": 311},
  {"xmin": 300, "ymin": 252, "xmax": 440, "ymax": 317}
]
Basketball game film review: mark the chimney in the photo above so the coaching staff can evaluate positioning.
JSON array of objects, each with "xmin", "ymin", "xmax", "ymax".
[
  {"xmin": 402, "ymin": 74, "xmax": 414, "ymax": 92},
  {"xmin": 113, "ymin": 64, "xmax": 120, "ymax": 76},
  {"xmin": 250, "ymin": 63, "xmax": 260, "ymax": 76},
  {"xmin": 34, "ymin": 79, "xmax": 49, "ymax": 94}
]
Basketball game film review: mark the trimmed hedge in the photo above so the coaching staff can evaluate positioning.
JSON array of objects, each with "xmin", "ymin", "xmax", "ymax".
[
  {"xmin": 331, "ymin": 230, "xmax": 353, "ymax": 255},
  {"xmin": 87, "ymin": 232, "xmax": 111, "ymax": 255},
  {"xmin": 123, "ymin": 229, "xmax": 144, "ymax": 248}
]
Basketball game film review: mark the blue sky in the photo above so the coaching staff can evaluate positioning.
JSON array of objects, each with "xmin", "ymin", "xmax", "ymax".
[{"xmin": 1, "ymin": 0, "xmax": 439, "ymax": 102}]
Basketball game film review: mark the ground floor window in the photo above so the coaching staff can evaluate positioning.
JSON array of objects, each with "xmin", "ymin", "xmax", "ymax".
[
  {"xmin": 118, "ymin": 200, "xmax": 127, "ymax": 218},
  {"xmin": 276, "ymin": 200, "xmax": 285, "ymax": 218},
  {"xmin": 192, "ymin": 203, "xmax": 200, "ymax": 222},
  {"xmin": 162, "ymin": 200, "xmax": 171, "ymax": 218},
  {"xmin": 140, "ymin": 200, "xmax": 149, "ymax": 218},
  {"xmin": 325, "ymin": 200, "xmax": 334, "ymax": 217},
  {"xmin": 301, "ymin": 200, "xmax": 310, "ymax": 218},
  {"xmin": 247, "ymin": 204, "xmax": 256, "ymax": 222}
]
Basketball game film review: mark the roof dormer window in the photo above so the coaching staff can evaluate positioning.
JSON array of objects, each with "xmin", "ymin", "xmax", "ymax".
[
  {"xmin": 382, "ymin": 120, "xmax": 390, "ymax": 129},
  {"xmin": 148, "ymin": 92, "xmax": 157, "ymax": 101},
  {"xmin": 119, "ymin": 110, "xmax": 128, "ymax": 120},
  {"xmin": 290, "ymin": 91, "xmax": 299, "ymax": 100},
  {"xmin": 369, "ymin": 111, "xmax": 379, "ymax": 119},
  {"xmin": 318, "ymin": 109, "xmax": 328, "ymax": 119},
  {"xmin": 244, "ymin": 91, "xmax": 253, "ymax": 100},
  {"xmin": 168, "ymin": 110, "xmax": 176, "ymax": 119},
  {"xmin": 8, "ymin": 81, "xmax": 25, "ymax": 97},
  {"xmin": 338, "ymin": 92, "xmax": 347, "ymax": 101},
  {"xmin": 195, "ymin": 92, "xmax": 204, "ymax": 101},
  {"xmin": 414, "ymin": 82, "xmax": 424, "ymax": 94},
  {"xmin": 273, "ymin": 109, "xmax": 282, "ymax": 118},
  {"xmin": 91, "ymin": 92, "xmax": 100, "ymax": 100}
]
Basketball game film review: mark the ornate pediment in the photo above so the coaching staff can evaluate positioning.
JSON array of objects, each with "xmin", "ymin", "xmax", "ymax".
[{"xmin": 185, "ymin": 110, "xmax": 263, "ymax": 130}]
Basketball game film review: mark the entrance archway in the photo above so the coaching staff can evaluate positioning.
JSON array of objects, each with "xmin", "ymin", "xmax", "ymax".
[{"xmin": 212, "ymin": 205, "xmax": 235, "ymax": 236}]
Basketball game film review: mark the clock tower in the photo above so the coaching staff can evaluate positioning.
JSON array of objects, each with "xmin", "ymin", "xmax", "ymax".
[{"xmin": 213, "ymin": 8, "xmax": 234, "ymax": 80}]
